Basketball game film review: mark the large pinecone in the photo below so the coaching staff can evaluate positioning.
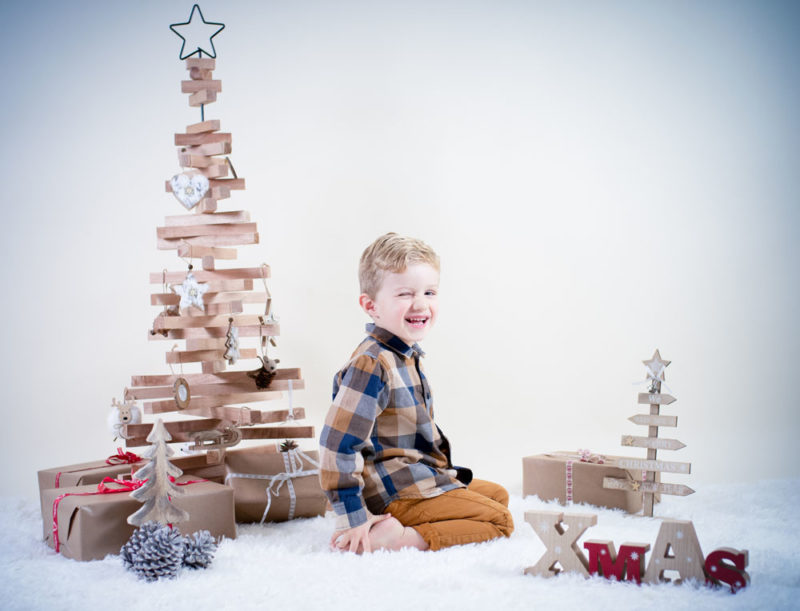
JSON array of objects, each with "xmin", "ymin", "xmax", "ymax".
[
  {"xmin": 183, "ymin": 530, "xmax": 217, "ymax": 569},
  {"xmin": 120, "ymin": 522, "xmax": 185, "ymax": 582}
]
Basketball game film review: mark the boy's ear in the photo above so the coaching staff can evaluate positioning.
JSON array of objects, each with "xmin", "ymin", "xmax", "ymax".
[{"xmin": 359, "ymin": 293, "xmax": 376, "ymax": 318}]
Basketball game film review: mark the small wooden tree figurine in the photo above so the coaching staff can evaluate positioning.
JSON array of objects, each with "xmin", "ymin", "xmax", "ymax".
[
  {"xmin": 129, "ymin": 419, "xmax": 190, "ymax": 527},
  {"xmin": 603, "ymin": 350, "xmax": 694, "ymax": 517}
]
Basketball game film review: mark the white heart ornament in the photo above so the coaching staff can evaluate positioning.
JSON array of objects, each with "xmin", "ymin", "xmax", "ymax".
[{"xmin": 170, "ymin": 173, "xmax": 210, "ymax": 210}]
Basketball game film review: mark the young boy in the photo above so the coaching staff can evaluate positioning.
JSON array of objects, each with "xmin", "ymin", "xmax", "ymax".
[{"xmin": 319, "ymin": 232, "xmax": 514, "ymax": 553}]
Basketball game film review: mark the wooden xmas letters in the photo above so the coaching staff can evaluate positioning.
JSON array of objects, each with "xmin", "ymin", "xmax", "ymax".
[{"xmin": 524, "ymin": 510, "xmax": 749, "ymax": 593}]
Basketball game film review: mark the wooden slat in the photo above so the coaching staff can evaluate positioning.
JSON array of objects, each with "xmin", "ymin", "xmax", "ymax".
[
  {"xmin": 176, "ymin": 244, "xmax": 237, "ymax": 260},
  {"xmin": 164, "ymin": 211, "xmax": 250, "ymax": 227},
  {"xmin": 151, "ymin": 291, "xmax": 264, "ymax": 306},
  {"xmin": 158, "ymin": 233, "xmax": 258, "ymax": 250},
  {"xmin": 637, "ymin": 393, "xmax": 677, "ymax": 406},
  {"xmin": 166, "ymin": 348, "xmax": 258, "ymax": 364},
  {"xmin": 156, "ymin": 222, "xmax": 258, "ymax": 240},
  {"xmin": 153, "ymin": 313, "xmax": 267, "ymax": 330},
  {"xmin": 186, "ymin": 338, "xmax": 227, "ymax": 350},
  {"xmin": 186, "ymin": 58, "xmax": 216, "ymax": 70},
  {"xmin": 125, "ymin": 423, "xmax": 314, "ymax": 447},
  {"xmin": 240, "ymin": 425, "xmax": 315, "ymax": 440},
  {"xmin": 150, "ymin": 267, "xmax": 267, "ymax": 283},
  {"xmin": 182, "ymin": 80, "xmax": 222, "ymax": 93},
  {"xmin": 202, "ymin": 360, "xmax": 226, "ymax": 374},
  {"xmin": 175, "ymin": 132, "xmax": 231, "ymax": 146},
  {"xmin": 197, "ymin": 198, "xmax": 218, "ymax": 213},
  {"xmin": 187, "ymin": 407, "xmax": 306, "ymax": 424},
  {"xmin": 143, "ymin": 391, "xmax": 284, "ymax": 415},
  {"xmin": 198, "ymin": 163, "xmax": 228, "ymax": 179},
  {"xmin": 189, "ymin": 89, "xmax": 217, "ymax": 106},
  {"xmin": 209, "ymin": 178, "xmax": 245, "ymax": 190},
  {"xmin": 620, "ymin": 435, "xmax": 686, "ymax": 451},
  {"xmin": 184, "ymin": 141, "xmax": 231, "ymax": 156},
  {"xmin": 186, "ymin": 119, "xmax": 220, "ymax": 134},
  {"xmin": 603, "ymin": 477, "xmax": 694, "ymax": 497},
  {"xmin": 125, "ymin": 419, "xmax": 223, "ymax": 438},
  {"xmin": 128, "ymin": 377, "xmax": 304, "ymax": 400},
  {"xmin": 177, "ymin": 153, "xmax": 228, "ymax": 168},
  {"xmin": 148, "ymin": 323, "xmax": 279, "ymax": 341},
  {"xmin": 628, "ymin": 414, "xmax": 678, "ymax": 427},
  {"xmin": 210, "ymin": 186, "xmax": 231, "ymax": 199},
  {"xmin": 615, "ymin": 458, "xmax": 692, "ymax": 475},
  {"xmin": 204, "ymin": 301, "xmax": 243, "ymax": 316},
  {"xmin": 131, "ymin": 368, "xmax": 301, "ymax": 388}
]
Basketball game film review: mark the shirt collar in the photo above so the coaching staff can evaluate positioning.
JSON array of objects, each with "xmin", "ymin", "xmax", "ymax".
[{"xmin": 366, "ymin": 323, "xmax": 425, "ymax": 358}]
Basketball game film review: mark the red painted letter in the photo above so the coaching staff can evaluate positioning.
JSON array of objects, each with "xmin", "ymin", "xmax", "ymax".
[
  {"xmin": 705, "ymin": 548, "xmax": 749, "ymax": 593},
  {"xmin": 584, "ymin": 540, "xmax": 650, "ymax": 584}
]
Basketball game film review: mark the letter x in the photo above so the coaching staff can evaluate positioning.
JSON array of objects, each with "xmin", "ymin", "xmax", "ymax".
[{"xmin": 524, "ymin": 510, "xmax": 597, "ymax": 578}]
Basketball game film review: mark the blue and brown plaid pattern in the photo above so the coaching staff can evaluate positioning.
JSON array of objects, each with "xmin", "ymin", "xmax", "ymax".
[{"xmin": 319, "ymin": 324, "xmax": 464, "ymax": 529}]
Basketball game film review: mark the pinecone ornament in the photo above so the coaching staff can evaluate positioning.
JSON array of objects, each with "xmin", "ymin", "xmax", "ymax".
[
  {"xmin": 183, "ymin": 530, "xmax": 217, "ymax": 569},
  {"xmin": 121, "ymin": 521, "xmax": 185, "ymax": 582}
]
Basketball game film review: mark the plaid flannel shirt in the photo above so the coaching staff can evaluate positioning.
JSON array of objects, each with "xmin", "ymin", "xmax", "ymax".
[{"xmin": 319, "ymin": 324, "xmax": 464, "ymax": 530}]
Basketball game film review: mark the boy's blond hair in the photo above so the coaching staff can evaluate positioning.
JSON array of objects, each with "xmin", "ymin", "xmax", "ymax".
[{"xmin": 359, "ymin": 232, "xmax": 440, "ymax": 297}]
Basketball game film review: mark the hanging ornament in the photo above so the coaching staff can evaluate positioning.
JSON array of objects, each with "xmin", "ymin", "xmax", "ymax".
[
  {"xmin": 169, "ymin": 171, "xmax": 210, "ymax": 210},
  {"xmin": 107, "ymin": 398, "xmax": 142, "ymax": 441},
  {"xmin": 172, "ymin": 265, "xmax": 209, "ymax": 311},
  {"xmin": 173, "ymin": 378, "xmax": 191, "ymax": 410},
  {"xmin": 224, "ymin": 318, "xmax": 240, "ymax": 365},
  {"xmin": 247, "ymin": 356, "xmax": 280, "ymax": 389}
]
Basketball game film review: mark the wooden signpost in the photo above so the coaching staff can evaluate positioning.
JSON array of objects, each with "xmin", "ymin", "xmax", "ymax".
[
  {"xmin": 120, "ymin": 56, "xmax": 314, "ymax": 459},
  {"xmin": 603, "ymin": 350, "xmax": 693, "ymax": 516}
]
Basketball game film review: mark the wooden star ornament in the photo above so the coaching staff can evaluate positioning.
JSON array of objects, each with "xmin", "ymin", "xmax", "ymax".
[{"xmin": 643, "ymin": 349, "xmax": 670, "ymax": 383}]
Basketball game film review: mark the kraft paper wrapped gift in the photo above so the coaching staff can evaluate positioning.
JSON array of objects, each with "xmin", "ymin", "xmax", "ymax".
[
  {"xmin": 37, "ymin": 451, "xmax": 144, "ymax": 493},
  {"xmin": 522, "ymin": 452, "xmax": 651, "ymax": 513},
  {"xmin": 41, "ymin": 476, "xmax": 237, "ymax": 561},
  {"xmin": 224, "ymin": 445, "xmax": 327, "ymax": 523}
]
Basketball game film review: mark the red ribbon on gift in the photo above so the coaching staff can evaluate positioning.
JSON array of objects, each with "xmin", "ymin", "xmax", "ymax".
[
  {"xmin": 106, "ymin": 448, "xmax": 143, "ymax": 466},
  {"xmin": 51, "ymin": 476, "xmax": 205, "ymax": 553}
]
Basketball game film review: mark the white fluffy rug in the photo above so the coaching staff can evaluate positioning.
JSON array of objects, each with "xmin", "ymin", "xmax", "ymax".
[{"xmin": 2, "ymin": 479, "xmax": 797, "ymax": 611}]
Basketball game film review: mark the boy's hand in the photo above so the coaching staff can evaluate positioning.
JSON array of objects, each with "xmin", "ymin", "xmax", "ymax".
[{"xmin": 330, "ymin": 512, "xmax": 393, "ymax": 553}]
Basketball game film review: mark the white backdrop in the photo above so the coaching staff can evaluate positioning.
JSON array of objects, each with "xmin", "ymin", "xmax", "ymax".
[{"xmin": 2, "ymin": 0, "xmax": 798, "ymax": 500}]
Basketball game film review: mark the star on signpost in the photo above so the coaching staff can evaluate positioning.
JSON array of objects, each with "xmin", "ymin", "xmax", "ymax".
[
  {"xmin": 643, "ymin": 349, "xmax": 671, "ymax": 383},
  {"xmin": 169, "ymin": 4, "xmax": 225, "ymax": 60}
]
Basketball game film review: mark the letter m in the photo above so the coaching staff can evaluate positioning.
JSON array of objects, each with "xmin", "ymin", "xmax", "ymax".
[{"xmin": 584, "ymin": 540, "xmax": 650, "ymax": 584}]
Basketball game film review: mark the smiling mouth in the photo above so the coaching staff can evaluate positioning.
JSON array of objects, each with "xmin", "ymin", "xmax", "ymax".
[{"xmin": 406, "ymin": 317, "xmax": 428, "ymax": 327}]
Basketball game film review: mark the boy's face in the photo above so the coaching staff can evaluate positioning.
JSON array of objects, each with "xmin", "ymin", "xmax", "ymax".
[{"xmin": 359, "ymin": 263, "xmax": 439, "ymax": 346}]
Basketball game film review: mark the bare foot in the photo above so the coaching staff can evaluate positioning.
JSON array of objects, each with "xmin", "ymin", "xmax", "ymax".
[{"xmin": 368, "ymin": 516, "xmax": 429, "ymax": 551}]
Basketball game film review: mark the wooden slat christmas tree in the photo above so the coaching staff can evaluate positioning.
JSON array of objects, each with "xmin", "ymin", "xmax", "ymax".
[
  {"xmin": 602, "ymin": 350, "xmax": 694, "ymax": 516},
  {"xmin": 120, "ymin": 8, "xmax": 313, "ymax": 457}
]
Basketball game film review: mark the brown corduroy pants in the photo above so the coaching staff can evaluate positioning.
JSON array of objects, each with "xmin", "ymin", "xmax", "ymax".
[{"xmin": 384, "ymin": 479, "xmax": 514, "ymax": 551}]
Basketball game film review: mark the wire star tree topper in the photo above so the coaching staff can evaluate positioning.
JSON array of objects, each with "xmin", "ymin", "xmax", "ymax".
[{"xmin": 170, "ymin": 4, "xmax": 225, "ymax": 60}]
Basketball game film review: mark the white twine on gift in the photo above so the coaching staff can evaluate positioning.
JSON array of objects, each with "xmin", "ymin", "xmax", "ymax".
[{"xmin": 224, "ymin": 448, "xmax": 319, "ymax": 524}]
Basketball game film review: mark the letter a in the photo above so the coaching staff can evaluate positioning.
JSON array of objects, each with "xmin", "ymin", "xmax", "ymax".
[
  {"xmin": 524, "ymin": 510, "xmax": 597, "ymax": 578},
  {"xmin": 644, "ymin": 519, "xmax": 705, "ymax": 584}
]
